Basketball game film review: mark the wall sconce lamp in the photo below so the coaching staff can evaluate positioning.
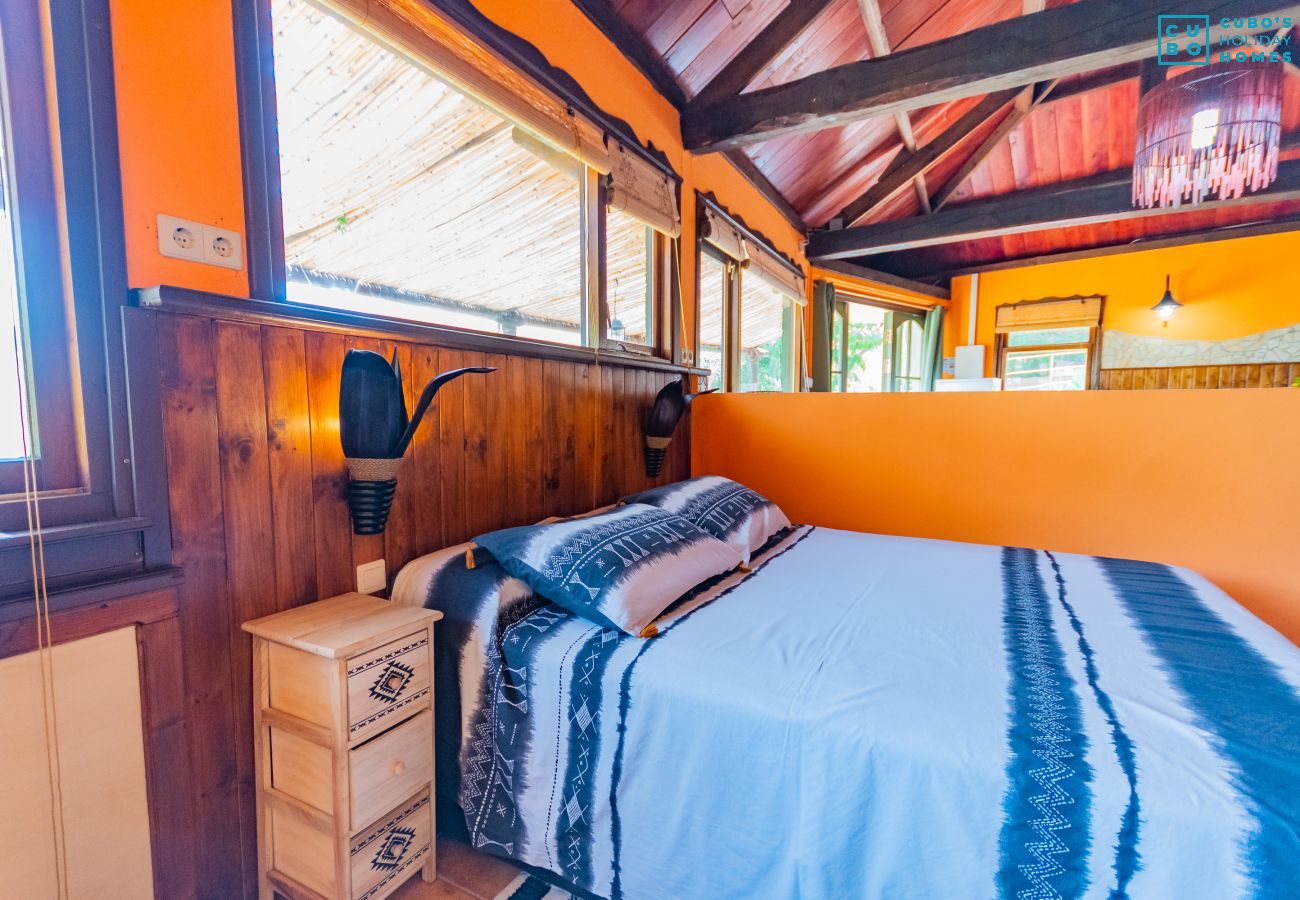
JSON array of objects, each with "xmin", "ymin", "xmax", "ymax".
[
  {"xmin": 643, "ymin": 376, "xmax": 715, "ymax": 477},
  {"xmin": 1151, "ymin": 275, "xmax": 1183, "ymax": 327},
  {"xmin": 339, "ymin": 350, "xmax": 494, "ymax": 535}
]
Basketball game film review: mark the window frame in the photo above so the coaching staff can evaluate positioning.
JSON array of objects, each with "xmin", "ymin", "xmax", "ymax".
[
  {"xmin": 694, "ymin": 239, "xmax": 739, "ymax": 391},
  {"xmin": 0, "ymin": 0, "xmax": 175, "ymax": 604},
  {"xmin": 827, "ymin": 290, "xmax": 934, "ymax": 393},
  {"xmin": 235, "ymin": 0, "xmax": 678, "ymax": 362},
  {"xmin": 994, "ymin": 326, "xmax": 1103, "ymax": 390}
]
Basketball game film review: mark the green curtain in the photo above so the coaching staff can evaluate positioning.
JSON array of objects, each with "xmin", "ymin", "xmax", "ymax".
[
  {"xmin": 919, "ymin": 305, "xmax": 945, "ymax": 391},
  {"xmin": 810, "ymin": 280, "xmax": 835, "ymax": 392}
]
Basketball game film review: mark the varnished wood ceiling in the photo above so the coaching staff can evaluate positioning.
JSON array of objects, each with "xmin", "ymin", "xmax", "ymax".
[{"xmin": 586, "ymin": 0, "xmax": 1300, "ymax": 277}]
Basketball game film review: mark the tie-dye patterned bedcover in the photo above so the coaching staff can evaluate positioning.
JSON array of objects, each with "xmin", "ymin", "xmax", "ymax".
[{"xmin": 391, "ymin": 526, "xmax": 1300, "ymax": 900}]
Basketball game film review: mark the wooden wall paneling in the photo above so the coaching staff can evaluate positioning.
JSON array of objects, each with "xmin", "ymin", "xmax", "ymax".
[
  {"xmin": 598, "ymin": 365, "xmax": 622, "ymax": 506},
  {"xmin": 157, "ymin": 313, "xmax": 245, "ymax": 900},
  {"xmin": 409, "ymin": 344, "xmax": 446, "ymax": 555},
  {"xmin": 1099, "ymin": 362, "xmax": 1300, "ymax": 389},
  {"xmin": 213, "ymin": 321, "xmax": 276, "ymax": 899},
  {"xmin": 136, "ymin": 609, "xmax": 199, "ymax": 900},
  {"xmin": 262, "ymin": 327, "xmax": 319, "ymax": 609},
  {"xmin": 437, "ymin": 348, "xmax": 470, "ymax": 546},
  {"xmin": 305, "ymin": 332, "xmax": 353, "ymax": 598},
  {"xmin": 574, "ymin": 363, "xmax": 599, "ymax": 512},
  {"xmin": 541, "ymin": 360, "xmax": 575, "ymax": 518},
  {"xmin": 507, "ymin": 355, "xmax": 546, "ymax": 525},
  {"xmin": 460, "ymin": 349, "xmax": 492, "ymax": 538},
  {"xmin": 479, "ymin": 353, "xmax": 513, "ymax": 533}
]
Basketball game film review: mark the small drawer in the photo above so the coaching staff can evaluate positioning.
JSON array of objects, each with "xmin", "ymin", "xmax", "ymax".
[
  {"xmin": 346, "ymin": 632, "xmax": 432, "ymax": 744},
  {"xmin": 350, "ymin": 709, "xmax": 434, "ymax": 830},
  {"xmin": 349, "ymin": 791, "xmax": 432, "ymax": 900}
]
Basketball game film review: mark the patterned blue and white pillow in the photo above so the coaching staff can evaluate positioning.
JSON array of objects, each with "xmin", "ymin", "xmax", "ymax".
[
  {"xmin": 623, "ymin": 476, "xmax": 790, "ymax": 565},
  {"xmin": 471, "ymin": 503, "xmax": 743, "ymax": 637}
]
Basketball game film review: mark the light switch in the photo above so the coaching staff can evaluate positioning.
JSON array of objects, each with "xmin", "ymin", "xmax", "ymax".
[{"xmin": 356, "ymin": 559, "xmax": 387, "ymax": 595}]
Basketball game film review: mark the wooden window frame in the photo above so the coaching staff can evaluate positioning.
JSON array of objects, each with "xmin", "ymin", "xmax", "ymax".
[
  {"xmin": 234, "ymin": 0, "xmax": 679, "ymax": 365},
  {"xmin": 596, "ymin": 178, "xmax": 672, "ymax": 359},
  {"xmin": 0, "ymin": 0, "xmax": 174, "ymax": 605},
  {"xmin": 994, "ymin": 327, "xmax": 1103, "ymax": 390},
  {"xmin": 827, "ymin": 291, "xmax": 932, "ymax": 393},
  {"xmin": 694, "ymin": 240, "xmax": 739, "ymax": 391}
]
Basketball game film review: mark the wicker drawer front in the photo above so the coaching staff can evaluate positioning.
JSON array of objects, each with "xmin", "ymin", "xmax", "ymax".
[
  {"xmin": 350, "ymin": 709, "xmax": 434, "ymax": 830},
  {"xmin": 349, "ymin": 791, "xmax": 433, "ymax": 900},
  {"xmin": 346, "ymin": 632, "xmax": 432, "ymax": 744}
]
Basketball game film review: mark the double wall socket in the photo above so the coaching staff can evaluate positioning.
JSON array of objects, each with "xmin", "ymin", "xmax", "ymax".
[{"xmin": 157, "ymin": 213, "xmax": 244, "ymax": 271}]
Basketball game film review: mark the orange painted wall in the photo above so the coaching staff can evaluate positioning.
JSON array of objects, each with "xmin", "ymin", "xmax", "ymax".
[
  {"xmin": 692, "ymin": 390, "xmax": 1300, "ymax": 645},
  {"xmin": 947, "ymin": 231, "xmax": 1300, "ymax": 376},
  {"xmin": 109, "ymin": 0, "xmax": 248, "ymax": 297},
  {"xmin": 105, "ymin": 0, "xmax": 807, "ymax": 348}
]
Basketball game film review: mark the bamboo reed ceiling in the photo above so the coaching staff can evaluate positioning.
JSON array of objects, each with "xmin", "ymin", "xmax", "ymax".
[{"xmin": 273, "ymin": 0, "xmax": 648, "ymax": 336}]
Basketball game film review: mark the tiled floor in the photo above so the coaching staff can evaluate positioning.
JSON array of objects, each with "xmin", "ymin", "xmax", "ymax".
[{"xmin": 391, "ymin": 838, "xmax": 525, "ymax": 900}]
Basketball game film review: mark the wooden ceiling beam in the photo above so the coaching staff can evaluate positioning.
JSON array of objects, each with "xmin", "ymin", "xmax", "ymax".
[
  {"xmin": 692, "ymin": 0, "xmax": 838, "ymax": 107},
  {"xmin": 930, "ymin": 80, "xmax": 1059, "ymax": 211},
  {"xmin": 815, "ymin": 259, "xmax": 951, "ymax": 300},
  {"xmin": 682, "ymin": 0, "xmax": 1300, "ymax": 151},
  {"xmin": 835, "ymin": 89, "xmax": 1022, "ymax": 226},
  {"xmin": 807, "ymin": 150, "xmax": 1300, "ymax": 259},
  {"xmin": 854, "ymin": 0, "xmax": 930, "ymax": 212}
]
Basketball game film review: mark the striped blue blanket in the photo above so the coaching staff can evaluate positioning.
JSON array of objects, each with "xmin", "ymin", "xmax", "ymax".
[{"xmin": 393, "ymin": 526, "xmax": 1300, "ymax": 900}]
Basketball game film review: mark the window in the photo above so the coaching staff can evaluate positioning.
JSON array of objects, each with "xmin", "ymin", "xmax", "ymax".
[
  {"xmin": 737, "ymin": 276, "xmax": 796, "ymax": 392},
  {"xmin": 0, "ymin": 5, "xmax": 80, "ymax": 497},
  {"xmin": 697, "ymin": 248, "xmax": 730, "ymax": 392},
  {"xmin": 888, "ymin": 311, "xmax": 926, "ymax": 393},
  {"xmin": 264, "ymin": 0, "xmax": 673, "ymax": 355},
  {"xmin": 827, "ymin": 296, "xmax": 927, "ymax": 393},
  {"xmin": 992, "ymin": 296, "xmax": 1103, "ymax": 391},
  {"xmin": 272, "ymin": 0, "xmax": 587, "ymax": 342},
  {"xmin": 604, "ymin": 206, "xmax": 654, "ymax": 348},
  {"xmin": 1, "ymin": 0, "xmax": 172, "ymax": 600},
  {"xmin": 999, "ymin": 327, "xmax": 1094, "ymax": 391},
  {"xmin": 696, "ymin": 198, "xmax": 804, "ymax": 392}
]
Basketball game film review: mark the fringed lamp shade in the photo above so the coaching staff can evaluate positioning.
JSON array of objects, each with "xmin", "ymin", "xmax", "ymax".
[{"xmin": 1133, "ymin": 62, "xmax": 1284, "ymax": 209}]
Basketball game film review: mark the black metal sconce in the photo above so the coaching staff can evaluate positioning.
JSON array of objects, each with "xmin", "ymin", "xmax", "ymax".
[{"xmin": 643, "ymin": 376, "xmax": 715, "ymax": 477}]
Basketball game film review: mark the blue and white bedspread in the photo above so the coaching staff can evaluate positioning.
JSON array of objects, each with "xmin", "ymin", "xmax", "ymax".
[{"xmin": 393, "ymin": 526, "xmax": 1300, "ymax": 900}]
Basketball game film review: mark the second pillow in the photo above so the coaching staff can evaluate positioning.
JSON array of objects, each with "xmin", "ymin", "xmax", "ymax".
[{"xmin": 472, "ymin": 503, "xmax": 743, "ymax": 637}]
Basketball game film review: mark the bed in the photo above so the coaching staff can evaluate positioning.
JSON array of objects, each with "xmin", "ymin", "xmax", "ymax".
[{"xmin": 392, "ymin": 522, "xmax": 1300, "ymax": 900}]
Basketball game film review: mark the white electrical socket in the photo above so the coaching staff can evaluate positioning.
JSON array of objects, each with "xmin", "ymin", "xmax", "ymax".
[
  {"xmin": 156, "ymin": 214, "xmax": 244, "ymax": 271},
  {"xmin": 356, "ymin": 559, "xmax": 387, "ymax": 595},
  {"xmin": 202, "ymin": 223, "xmax": 244, "ymax": 271},
  {"xmin": 157, "ymin": 214, "xmax": 205, "ymax": 263}
]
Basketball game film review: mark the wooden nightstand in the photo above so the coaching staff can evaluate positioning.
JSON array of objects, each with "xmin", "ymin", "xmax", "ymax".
[{"xmin": 243, "ymin": 593, "xmax": 443, "ymax": 900}]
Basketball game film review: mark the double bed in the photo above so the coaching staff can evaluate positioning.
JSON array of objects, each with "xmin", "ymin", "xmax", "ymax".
[{"xmin": 393, "ymin": 519, "xmax": 1300, "ymax": 899}]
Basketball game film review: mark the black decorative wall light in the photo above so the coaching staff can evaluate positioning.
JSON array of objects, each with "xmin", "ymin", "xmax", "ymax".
[
  {"xmin": 339, "ymin": 350, "xmax": 493, "ymax": 534},
  {"xmin": 643, "ymin": 377, "xmax": 714, "ymax": 477}
]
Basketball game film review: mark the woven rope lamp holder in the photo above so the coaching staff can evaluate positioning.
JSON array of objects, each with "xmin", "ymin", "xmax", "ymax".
[
  {"xmin": 345, "ymin": 457, "xmax": 403, "ymax": 535},
  {"xmin": 644, "ymin": 436, "xmax": 671, "ymax": 477}
]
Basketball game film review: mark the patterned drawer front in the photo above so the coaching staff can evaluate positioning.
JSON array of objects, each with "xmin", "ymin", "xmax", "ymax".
[
  {"xmin": 350, "ymin": 709, "xmax": 434, "ymax": 830},
  {"xmin": 350, "ymin": 791, "xmax": 432, "ymax": 900},
  {"xmin": 347, "ymin": 631, "xmax": 432, "ymax": 743}
]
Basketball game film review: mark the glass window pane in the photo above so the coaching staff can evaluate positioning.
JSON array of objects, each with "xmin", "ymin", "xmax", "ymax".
[
  {"xmin": 830, "ymin": 304, "xmax": 845, "ymax": 392},
  {"xmin": 273, "ymin": 0, "xmax": 584, "ymax": 344},
  {"xmin": 606, "ymin": 208, "xmax": 652, "ymax": 345},
  {"xmin": 698, "ymin": 251, "xmax": 726, "ymax": 391},
  {"xmin": 1003, "ymin": 348, "xmax": 1088, "ymax": 390},
  {"xmin": 844, "ymin": 303, "xmax": 887, "ymax": 392},
  {"xmin": 1, "ymin": 144, "xmax": 27, "ymax": 462},
  {"xmin": 1006, "ymin": 326, "xmax": 1089, "ymax": 347},
  {"xmin": 738, "ymin": 277, "xmax": 792, "ymax": 392}
]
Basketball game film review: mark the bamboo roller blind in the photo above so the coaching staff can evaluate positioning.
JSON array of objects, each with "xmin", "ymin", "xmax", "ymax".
[
  {"xmin": 994, "ymin": 295, "xmax": 1103, "ymax": 333},
  {"xmin": 323, "ymin": 0, "xmax": 680, "ymax": 238},
  {"xmin": 700, "ymin": 204, "xmax": 805, "ymax": 304}
]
